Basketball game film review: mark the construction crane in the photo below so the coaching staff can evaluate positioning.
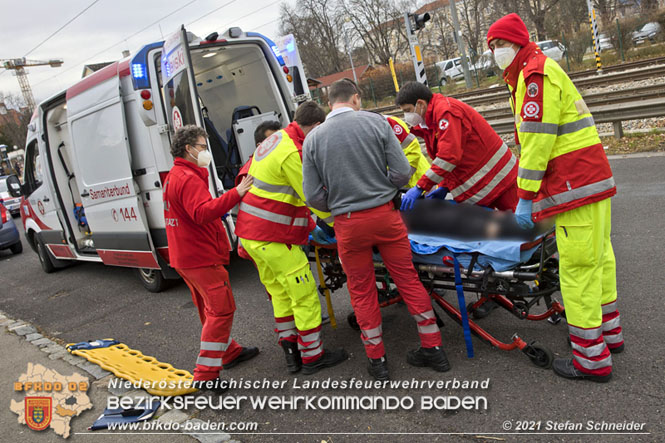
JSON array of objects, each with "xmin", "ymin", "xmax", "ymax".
[{"xmin": 1, "ymin": 58, "xmax": 64, "ymax": 111}]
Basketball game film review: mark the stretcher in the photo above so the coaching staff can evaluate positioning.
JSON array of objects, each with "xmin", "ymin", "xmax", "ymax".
[{"xmin": 309, "ymin": 227, "xmax": 563, "ymax": 369}]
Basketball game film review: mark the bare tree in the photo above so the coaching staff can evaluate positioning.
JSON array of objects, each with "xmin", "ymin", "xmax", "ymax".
[
  {"xmin": 279, "ymin": 0, "xmax": 347, "ymax": 77},
  {"xmin": 420, "ymin": 10, "xmax": 457, "ymax": 61},
  {"xmin": 593, "ymin": 0, "xmax": 619, "ymax": 29},
  {"xmin": 0, "ymin": 93, "xmax": 30, "ymax": 150},
  {"xmin": 341, "ymin": 0, "xmax": 409, "ymax": 65},
  {"xmin": 521, "ymin": 0, "xmax": 561, "ymax": 40},
  {"xmin": 459, "ymin": 0, "xmax": 491, "ymax": 58}
]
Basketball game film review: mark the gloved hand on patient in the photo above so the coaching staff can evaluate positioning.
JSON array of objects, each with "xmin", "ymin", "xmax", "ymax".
[
  {"xmin": 400, "ymin": 196, "xmax": 550, "ymax": 241},
  {"xmin": 310, "ymin": 225, "xmax": 336, "ymax": 245}
]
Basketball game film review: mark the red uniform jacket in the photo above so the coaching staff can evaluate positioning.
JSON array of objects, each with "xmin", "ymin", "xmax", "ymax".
[
  {"xmin": 163, "ymin": 158, "xmax": 240, "ymax": 269},
  {"xmin": 415, "ymin": 94, "xmax": 517, "ymax": 206}
]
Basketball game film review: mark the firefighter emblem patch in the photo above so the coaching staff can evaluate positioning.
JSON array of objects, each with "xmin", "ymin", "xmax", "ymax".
[
  {"xmin": 523, "ymin": 101, "xmax": 540, "ymax": 118},
  {"xmin": 393, "ymin": 124, "xmax": 403, "ymax": 135},
  {"xmin": 438, "ymin": 119, "xmax": 449, "ymax": 131},
  {"xmin": 254, "ymin": 131, "xmax": 283, "ymax": 161},
  {"xmin": 527, "ymin": 82, "xmax": 539, "ymax": 97}
]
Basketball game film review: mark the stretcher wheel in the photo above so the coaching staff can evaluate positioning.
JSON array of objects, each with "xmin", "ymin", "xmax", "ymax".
[
  {"xmin": 347, "ymin": 312, "xmax": 360, "ymax": 331},
  {"xmin": 525, "ymin": 342, "xmax": 553, "ymax": 369}
]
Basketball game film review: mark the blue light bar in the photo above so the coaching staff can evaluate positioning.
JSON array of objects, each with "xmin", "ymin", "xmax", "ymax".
[
  {"xmin": 130, "ymin": 41, "xmax": 164, "ymax": 90},
  {"xmin": 131, "ymin": 63, "xmax": 145, "ymax": 79},
  {"xmin": 246, "ymin": 32, "xmax": 285, "ymax": 66}
]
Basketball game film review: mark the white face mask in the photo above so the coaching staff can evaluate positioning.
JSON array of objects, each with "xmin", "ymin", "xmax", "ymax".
[
  {"xmin": 403, "ymin": 102, "xmax": 426, "ymax": 127},
  {"xmin": 494, "ymin": 46, "xmax": 517, "ymax": 70},
  {"xmin": 189, "ymin": 148, "xmax": 212, "ymax": 167}
]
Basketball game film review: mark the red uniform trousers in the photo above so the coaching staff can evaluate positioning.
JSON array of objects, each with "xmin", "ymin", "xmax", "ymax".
[
  {"xmin": 334, "ymin": 202, "xmax": 442, "ymax": 359},
  {"xmin": 177, "ymin": 264, "xmax": 242, "ymax": 381},
  {"xmin": 484, "ymin": 180, "xmax": 518, "ymax": 211}
]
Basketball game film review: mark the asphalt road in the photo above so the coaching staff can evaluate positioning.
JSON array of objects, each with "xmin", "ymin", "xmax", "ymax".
[{"xmin": 1, "ymin": 154, "xmax": 664, "ymax": 443}]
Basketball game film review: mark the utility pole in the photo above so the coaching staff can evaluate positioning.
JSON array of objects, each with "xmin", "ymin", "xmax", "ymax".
[
  {"xmin": 403, "ymin": 12, "xmax": 431, "ymax": 85},
  {"xmin": 449, "ymin": 0, "xmax": 472, "ymax": 88},
  {"xmin": 586, "ymin": 0, "xmax": 603, "ymax": 74},
  {"xmin": 344, "ymin": 18, "xmax": 358, "ymax": 84}
]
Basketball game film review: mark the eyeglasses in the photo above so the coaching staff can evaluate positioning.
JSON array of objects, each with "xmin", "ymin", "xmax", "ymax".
[{"xmin": 190, "ymin": 143, "xmax": 207, "ymax": 149}]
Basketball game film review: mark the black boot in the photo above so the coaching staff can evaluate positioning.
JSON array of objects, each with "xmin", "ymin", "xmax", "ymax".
[
  {"xmin": 222, "ymin": 346, "xmax": 260, "ymax": 369},
  {"xmin": 472, "ymin": 299, "xmax": 498, "ymax": 319},
  {"xmin": 280, "ymin": 340, "xmax": 302, "ymax": 373},
  {"xmin": 552, "ymin": 358, "xmax": 612, "ymax": 383},
  {"xmin": 302, "ymin": 348, "xmax": 349, "ymax": 375},
  {"xmin": 407, "ymin": 346, "xmax": 451, "ymax": 372},
  {"xmin": 367, "ymin": 356, "xmax": 389, "ymax": 381}
]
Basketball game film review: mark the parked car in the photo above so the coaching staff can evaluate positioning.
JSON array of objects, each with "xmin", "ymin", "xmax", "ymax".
[
  {"xmin": 435, "ymin": 52, "xmax": 496, "ymax": 85},
  {"xmin": 0, "ymin": 200, "xmax": 22, "ymax": 255},
  {"xmin": 0, "ymin": 175, "xmax": 22, "ymax": 216},
  {"xmin": 598, "ymin": 33, "xmax": 614, "ymax": 52},
  {"xmin": 632, "ymin": 22, "xmax": 662, "ymax": 44},
  {"xmin": 536, "ymin": 40, "xmax": 567, "ymax": 61}
]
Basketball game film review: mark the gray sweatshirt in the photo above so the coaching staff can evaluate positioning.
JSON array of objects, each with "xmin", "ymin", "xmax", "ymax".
[{"xmin": 302, "ymin": 107, "xmax": 412, "ymax": 216}]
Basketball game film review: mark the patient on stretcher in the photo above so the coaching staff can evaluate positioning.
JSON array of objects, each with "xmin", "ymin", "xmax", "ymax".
[{"xmin": 400, "ymin": 197, "xmax": 550, "ymax": 241}]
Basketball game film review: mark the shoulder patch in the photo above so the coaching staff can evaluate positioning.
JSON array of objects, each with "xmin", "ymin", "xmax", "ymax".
[
  {"xmin": 393, "ymin": 123, "xmax": 403, "ymax": 135},
  {"xmin": 438, "ymin": 118, "xmax": 449, "ymax": 131},
  {"xmin": 527, "ymin": 82, "xmax": 539, "ymax": 97},
  {"xmin": 254, "ymin": 131, "xmax": 283, "ymax": 161},
  {"xmin": 522, "ymin": 101, "xmax": 541, "ymax": 118}
]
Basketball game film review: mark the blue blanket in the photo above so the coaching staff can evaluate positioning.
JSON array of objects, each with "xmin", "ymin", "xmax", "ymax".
[{"xmin": 408, "ymin": 233, "xmax": 539, "ymax": 272}]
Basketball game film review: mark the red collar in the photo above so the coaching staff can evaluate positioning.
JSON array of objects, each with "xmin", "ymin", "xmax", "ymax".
[
  {"xmin": 502, "ymin": 42, "xmax": 541, "ymax": 90},
  {"xmin": 283, "ymin": 121, "xmax": 305, "ymax": 148},
  {"xmin": 425, "ymin": 93, "xmax": 448, "ymax": 128},
  {"xmin": 174, "ymin": 157, "xmax": 209, "ymax": 181}
]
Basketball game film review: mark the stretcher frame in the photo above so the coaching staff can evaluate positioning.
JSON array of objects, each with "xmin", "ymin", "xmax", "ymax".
[{"xmin": 309, "ymin": 229, "xmax": 564, "ymax": 368}]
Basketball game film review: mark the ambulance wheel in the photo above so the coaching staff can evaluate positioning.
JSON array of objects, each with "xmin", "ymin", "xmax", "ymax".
[
  {"xmin": 347, "ymin": 312, "xmax": 360, "ymax": 331},
  {"xmin": 526, "ymin": 342, "xmax": 553, "ymax": 369},
  {"xmin": 36, "ymin": 237, "xmax": 56, "ymax": 273},
  {"xmin": 10, "ymin": 241, "xmax": 23, "ymax": 254},
  {"xmin": 136, "ymin": 268, "xmax": 169, "ymax": 293}
]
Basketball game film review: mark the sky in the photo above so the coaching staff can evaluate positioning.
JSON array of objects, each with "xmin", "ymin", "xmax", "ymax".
[{"xmin": 0, "ymin": 0, "xmax": 288, "ymax": 106}]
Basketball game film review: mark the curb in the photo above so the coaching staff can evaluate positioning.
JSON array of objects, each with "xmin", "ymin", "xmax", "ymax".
[{"xmin": 0, "ymin": 310, "xmax": 235, "ymax": 442}]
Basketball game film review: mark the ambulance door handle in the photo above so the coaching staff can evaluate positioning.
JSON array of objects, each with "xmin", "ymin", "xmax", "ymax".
[
  {"xmin": 81, "ymin": 191, "xmax": 89, "ymax": 197},
  {"xmin": 43, "ymin": 197, "xmax": 50, "ymax": 202}
]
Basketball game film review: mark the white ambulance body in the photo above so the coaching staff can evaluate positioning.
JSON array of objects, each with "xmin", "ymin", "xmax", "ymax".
[{"xmin": 20, "ymin": 26, "xmax": 309, "ymax": 292}]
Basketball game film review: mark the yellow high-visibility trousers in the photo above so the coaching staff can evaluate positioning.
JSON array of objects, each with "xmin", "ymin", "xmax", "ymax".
[{"xmin": 555, "ymin": 198, "xmax": 621, "ymax": 375}]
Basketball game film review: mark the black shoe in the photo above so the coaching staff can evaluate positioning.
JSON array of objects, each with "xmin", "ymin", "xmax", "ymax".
[
  {"xmin": 192, "ymin": 377, "xmax": 228, "ymax": 394},
  {"xmin": 608, "ymin": 343, "xmax": 625, "ymax": 354},
  {"xmin": 222, "ymin": 346, "xmax": 259, "ymax": 370},
  {"xmin": 368, "ymin": 356, "xmax": 389, "ymax": 381},
  {"xmin": 552, "ymin": 358, "xmax": 612, "ymax": 383},
  {"xmin": 281, "ymin": 340, "xmax": 302, "ymax": 373},
  {"xmin": 472, "ymin": 299, "xmax": 498, "ymax": 319},
  {"xmin": 407, "ymin": 346, "xmax": 451, "ymax": 372},
  {"xmin": 301, "ymin": 348, "xmax": 349, "ymax": 375}
]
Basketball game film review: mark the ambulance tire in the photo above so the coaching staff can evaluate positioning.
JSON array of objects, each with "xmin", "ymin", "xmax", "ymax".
[
  {"xmin": 35, "ymin": 237, "xmax": 57, "ymax": 273},
  {"xmin": 136, "ymin": 268, "xmax": 169, "ymax": 293}
]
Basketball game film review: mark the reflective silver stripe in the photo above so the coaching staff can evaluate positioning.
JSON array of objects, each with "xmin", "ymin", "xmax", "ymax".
[
  {"xmin": 362, "ymin": 326, "xmax": 382, "ymax": 339},
  {"xmin": 417, "ymin": 323, "xmax": 440, "ymax": 334},
  {"xmin": 196, "ymin": 356, "xmax": 222, "ymax": 367},
  {"xmin": 239, "ymin": 202, "xmax": 293, "ymax": 225},
  {"xmin": 571, "ymin": 341, "xmax": 607, "ymax": 358},
  {"xmin": 362, "ymin": 337, "xmax": 383, "ymax": 346},
  {"xmin": 200, "ymin": 341, "xmax": 229, "ymax": 352},
  {"xmin": 558, "ymin": 116, "xmax": 595, "ymax": 135},
  {"xmin": 276, "ymin": 321, "xmax": 296, "ymax": 331},
  {"xmin": 466, "ymin": 155, "xmax": 517, "ymax": 204},
  {"xmin": 425, "ymin": 168, "xmax": 445, "ymax": 184},
  {"xmin": 602, "ymin": 316, "xmax": 621, "ymax": 331},
  {"xmin": 300, "ymin": 332, "xmax": 320, "ymax": 343},
  {"xmin": 520, "ymin": 121, "xmax": 558, "ymax": 134},
  {"xmin": 413, "ymin": 310, "xmax": 435, "ymax": 323},
  {"xmin": 401, "ymin": 133, "xmax": 417, "ymax": 148},
  {"xmin": 293, "ymin": 217, "xmax": 310, "ymax": 227},
  {"xmin": 432, "ymin": 157, "xmax": 456, "ymax": 172},
  {"xmin": 253, "ymin": 178, "xmax": 299, "ymax": 198},
  {"xmin": 532, "ymin": 177, "xmax": 616, "ymax": 214},
  {"xmin": 301, "ymin": 346, "xmax": 323, "ymax": 357},
  {"xmin": 573, "ymin": 353, "xmax": 612, "ymax": 370},
  {"xmin": 604, "ymin": 332, "xmax": 624, "ymax": 344},
  {"xmin": 568, "ymin": 325, "xmax": 602, "ymax": 340},
  {"xmin": 278, "ymin": 331, "xmax": 297, "ymax": 339},
  {"xmin": 601, "ymin": 301, "xmax": 618, "ymax": 315},
  {"xmin": 518, "ymin": 166, "xmax": 546, "ymax": 181},
  {"xmin": 450, "ymin": 143, "xmax": 509, "ymax": 198}
]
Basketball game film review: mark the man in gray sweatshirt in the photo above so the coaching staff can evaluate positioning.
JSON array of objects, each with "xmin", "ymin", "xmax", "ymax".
[{"xmin": 302, "ymin": 79, "xmax": 450, "ymax": 381}]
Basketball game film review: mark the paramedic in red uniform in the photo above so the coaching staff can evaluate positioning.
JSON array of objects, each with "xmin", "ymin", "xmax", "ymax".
[
  {"xmin": 303, "ymin": 79, "xmax": 449, "ymax": 381},
  {"xmin": 395, "ymin": 81, "xmax": 518, "ymax": 212},
  {"xmin": 163, "ymin": 125, "xmax": 258, "ymax": 389}
]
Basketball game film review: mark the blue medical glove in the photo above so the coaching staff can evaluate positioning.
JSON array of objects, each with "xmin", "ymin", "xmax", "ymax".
[
  {"xmin": 426, "ymin": 186, "xmax": 449, "ymax": 200},
  {"xmin": 400, "ymin": 186, "xmax": 424, "ymax": 211},
  {"xmin": 515, "ymin": 198, "xmax": 535, "ymax": 229},
  {"xmin": 311, "ymin": 226, "xmax": 336, "ymax": 245}
]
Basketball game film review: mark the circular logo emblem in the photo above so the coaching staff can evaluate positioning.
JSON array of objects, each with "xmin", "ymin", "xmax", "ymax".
[
  {"xmin": 254, "ymin": 131, "xmax": 283, "ymax": 161},
  {"xmin": 172, "ymin": 106, "xmax": 183, "ymax": 131},
  {"xmin": 112, "ymin": 209, "xmax": 119, "ymax": 222},
  {"xmin": 393, "ymin": 124, "xmax": 403, "ymax": 136},
  {"xmin": 37, "ymin": 200, "xmax": 45, "ymax": 215},
  {"xmin": 438, "ymin": 118, "xmax": 449, "ymax": 131},
  {"xmin": 523, "ymin": 101, "xmax": 540, "ymax": 118},
  {"xmin": 527, "ymin": 82, "xmax": 539, "ymax": 97}
]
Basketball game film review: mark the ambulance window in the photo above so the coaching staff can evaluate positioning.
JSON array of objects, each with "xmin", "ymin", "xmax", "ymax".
[
  {"xmin": 156, "ymin": 56, "xmax": 197, "ymax": 134},
  {"xmin": 23, "ymin": 140, "xmax": 42, "ymax": 195}
]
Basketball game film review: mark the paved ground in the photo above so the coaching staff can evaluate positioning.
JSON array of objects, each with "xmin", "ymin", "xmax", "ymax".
[{"xmin": 1, "ymin": 154, "xmax": 664, "ymax": 442}]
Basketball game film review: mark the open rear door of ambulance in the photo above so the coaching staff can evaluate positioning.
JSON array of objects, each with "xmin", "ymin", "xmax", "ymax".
[
  {"xmin": 66, "ymin": 61, "xmax": 161, "ymax": 275},
  {"xmin": 160, "ymin": 25, "xmax": 237, "ymax": 245}
]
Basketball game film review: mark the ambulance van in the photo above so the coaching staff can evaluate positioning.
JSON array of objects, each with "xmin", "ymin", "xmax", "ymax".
[{"xmin": 20, "ymin": 26, "xmax": 308, "ymax": 292}]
